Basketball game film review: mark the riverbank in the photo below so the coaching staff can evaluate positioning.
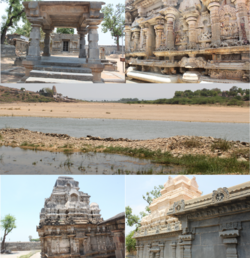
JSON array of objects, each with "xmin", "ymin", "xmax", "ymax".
[
  {"xmin": 0, "ymin": 102, "xmax": 248, "ymax": 123},
  {"xmin": 0, "ymin": 128, "xmax": 249, "ymax": 173}
]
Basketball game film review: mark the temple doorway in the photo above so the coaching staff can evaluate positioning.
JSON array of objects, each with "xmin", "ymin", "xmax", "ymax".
[{"xmin": 63, "ymin": 41, "xmax": 69, "ymax": 52}]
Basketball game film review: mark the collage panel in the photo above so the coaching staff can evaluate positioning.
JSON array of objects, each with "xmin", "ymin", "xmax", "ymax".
[
  {"xmin": 125, "ymin": 175, "xmax": 250, "ymax": 258},
  {"xmin": 0, "ymin": 175, "xmax": 125, "ymax": 257}
]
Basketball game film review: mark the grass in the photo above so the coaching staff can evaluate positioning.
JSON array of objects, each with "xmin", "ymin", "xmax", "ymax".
[
  {"xmin": 18, "ymin": 251, "xmax": 40, "ymax": 258},
  {"xmin": 103, "ymin": 146, "xmax": 249, "ymax": 173},
  {"xmin": 20, "ymin": 142, "xmax": 39, "ymax": 148},
  {"xmin": 211, "ymin": 139, "xmax": 232, "ymax": 152},
  {"xmin": 182, "ymin": 137, "xmax": 201, "ymax": 148}
]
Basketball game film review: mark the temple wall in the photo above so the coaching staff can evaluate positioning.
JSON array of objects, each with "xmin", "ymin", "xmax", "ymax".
[
  {"xmin": 1, "ymin": 45, "xmax": 16, "ymax": 57},
  {"xmin": 4, "ymin": 242, "xmax": 41, "ymax": 251}
]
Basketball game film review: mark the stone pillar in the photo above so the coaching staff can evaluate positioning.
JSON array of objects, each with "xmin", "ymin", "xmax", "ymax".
[
  {"xmin": 207, "ymin": 2, "xmax": 221, "ymax": 45},
  {"xmin": 125, "ymin": 26, "xmax": 132, "ymax": 52},
  {"xmin": 42, "ymin": 29, "xmax": 52, "ymax": 57},
  {"xmin": 185, "ymin": 16, "xmax": 198, "ymax": 48},
  {"xmin": 136, "ymin": 245, "xmax": 140, "ymax": 258},
  {"xmin": 112, "ymin": 230, "xmax": 125, "ymax": 258},
  {"xmin": 88, "ymin": 22, "xmax": 100, "ymax": 63},
  {"xmin": 159, "ymin": 244, "xmax": 164, "ymax": 258},
  {"xmin": 234, "ymin": 0, "xmax": 250, "ymax": 42},
  {"xmin": 145, "ymin": 23, "xmax": 155, "ymax": 58},
  {"xmin": 219, "ymin": 230, "xmax": 240, "ymax": 258},
  {"xmin": 165, "ymin": 14, "xmax": 175, "ymax": 49},
  {"xmin": 78, "ymin": 28, "xmax": 87, "ymax": 58},
  {"xmin": 179, "ymin": 245, "xmax": 184, "ymax": 258},
  {"xmin": 27, "ymin": 21, "xmax": 42, "ymax": 61},
  {"xmin": 154, "ymin": 24, "xmax": 164, "ymax": 49},
  {"xmin": 133, "ymin": 29, "xmax": 140, "ymax": 51},
  {"xmin": 170, "ymin": 242, "xmax": 177, "ymax": 258}
]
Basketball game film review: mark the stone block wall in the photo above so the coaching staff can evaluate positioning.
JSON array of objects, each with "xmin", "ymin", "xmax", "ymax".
[
  {"xmin": 1, "ymin": 45, "xmax": 16, "ymax": 57},
  {"xmin": 4, "ymin": 242, "xmax": 41, "ymax": 251}
]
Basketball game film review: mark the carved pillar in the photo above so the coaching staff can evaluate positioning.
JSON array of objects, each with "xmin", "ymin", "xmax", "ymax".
[
  {"xmin": 234, "ymin": 0, "xmax": 250, "ymax": 41},
  {"xmin": 146, "ymin": 244, "xmax": 151, "ymax": 258},
  {"xmin": 144, "ymin": 23, "xmax": 155, "ymax": 58},
  {"xmin": 207, "ymin": 2, "xmax": 221, "ymax": 45},
  {"xmin": 179, "ymin": 245, "xmax": 184, "ymax": 258},
  {"xmin": 88, "ymin": 22, "xmax": 100, "ymax": 63},
  {"xmin": 78, "ymin": 28, "xmax": 87, "ymax": 58},
  {"xmin": 112, "ymin": 230, "xmax": 125, "ymax": 258},
  {"xmin": 154, "ymin": 24, "xmax": 164, "ymax": 49},
  {"xmin": 179, "ymin": 235, "xmax": 194, "ymax": 258},
  {"xmin": 133, "ymin": 29, "xmax": 140, "ymax": 51},
  {"xmin": 219, "ymin": 230, "xmax": 240, "ymax": 258},
  {"xmin": 165, "ymin": 14, "xmax": 175, "ymax": 49},
  {"xmin": 170, "ymin": 242, "xmax": 177, "ymax": 258},
  {"xmin": 27, "ymin": 20, "xmax": 42, "ymax": 61},
  {"xmin": 125, "ymin": 26, "xmax": 132, "ymax": 52},
  {"xmin": 42, "ymin": 29, "xmax": 52, "ymax": 57},
  {"xmin": 159, "ymin": 244, "xmax": 164, "ymax": 258},
  {"xmin": 185, "ymin": 14, "xmax": 198, "ymax": 48},
  {"xmin": 136, "ymin": 245, "xmax": 139, "ymax": 258},
  {"xmin": 140, "ymin": 25, "xmax": 145, "ymax": 49}
]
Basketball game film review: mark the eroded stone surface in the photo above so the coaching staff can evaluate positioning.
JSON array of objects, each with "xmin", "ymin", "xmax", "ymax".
[{"xmin": 125, "ymin": 0, "xmax": 250, "ymax": 83}]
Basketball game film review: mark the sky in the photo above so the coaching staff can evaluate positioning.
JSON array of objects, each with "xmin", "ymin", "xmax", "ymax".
[
  {"xmin": 0, "ymin": 175, "xmax": 125, "ymax": 241},
  {"xmin": 0, "ymin": 0, "xmax": 125, "ymax": 46},
  {"xmin": 125, "ymin": 175, "xmax": 250, "ymax": 235},
  {"xmin": 0, "ymin": 83, "xmax": 246, "ymax": 101}
]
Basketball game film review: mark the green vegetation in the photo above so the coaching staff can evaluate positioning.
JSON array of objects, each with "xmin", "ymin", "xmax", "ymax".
[
  {"xmin": 211, "ymin": 138, "xmax": 232, "ymax": 152},
  {"xmin": 101, "ymin": 4, "xmax": 125, "ymax": 50},
  {"xmin": 56, "ymin": 28, "xmax": 74, "ymax": 34},
  {"xmin": 126, "ymin": 231, "xmax": 136, "ymax": 253},
  {"xmin": 18, "ymin": 251, "xmax": 40, "ymax": 258},
  {"xmin": 103, "ymin": 146, "xmax": 249, "ymax": 173},
  {"xmin": 1, "ymin": 214, "xmax": 16, "ymax": 251},
  {"xmin": 182, "ymin": 137, "xmax": 201, "ymax": 148},
  {"xmin": 126, "ymin": 87, "xmax": 249, "ymax": 106}
]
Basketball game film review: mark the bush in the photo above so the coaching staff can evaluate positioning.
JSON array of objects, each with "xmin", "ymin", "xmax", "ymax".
[{"xmin": 126, "ymin": 231, "xmax": 136, "ymax": 253}]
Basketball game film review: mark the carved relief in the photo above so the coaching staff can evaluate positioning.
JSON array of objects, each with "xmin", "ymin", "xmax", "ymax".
[{"xmin": 212, "ymin": 187, "xmax": 230, "ymax": 202}]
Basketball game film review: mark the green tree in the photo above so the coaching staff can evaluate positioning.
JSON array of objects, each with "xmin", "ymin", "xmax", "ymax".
[
  {"xmin": 101, "ymin": 4, "xmax": 125, "ymax": 51},
  {"xmin": 42, "ymin": 87, "xmax": 53, "ymax": 97},
  {"xmin": 14, "ymin": 19, "xmax": 31, "ymax": 37},
  {"xmin": 1, "ymin": 214, "xmax": 16, "ymax": 251},
  {"xmin": 126, "ymin": 185, "xmax": 163, "ymax": 230},
  {"xmin": 126, "ymin": 230, "xmax": 136, "ymax": 253},
  {"xmin": 56, "ymin": 28, "xmax": 74, "ymax": 34},
  {"xmin": 174, "ymin": 91, "xmax": 182, "ymax": 97},
  {"xmin": 230, "ymin": 86, "xmax": 238, "ymax": 92}
]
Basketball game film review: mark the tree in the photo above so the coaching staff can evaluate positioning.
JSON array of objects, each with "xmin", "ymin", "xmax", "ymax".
[
  {"xmin": 126, "ymin": 185, "xmax": 164, "ymax": 230},
  {"xmin": 1, "ymin": 0, "xmax": 28, "ymax": 44},
  {"xmin": 101, "ymin": 4, "xmax": 125, "ymax": 51},
  {"xmin": 56, "ymin": 28, "xmax": 74, "ymax": 34},
  {"xmin": 41, "ymin": 87, "xmax": 53, "ymax": 97},
  {"xmin": 1, "ymin": 214, "xmax": 16, "ymax": 252},
  {"xmin": 14, "ymin": 19, "xmax": 31, "ymax": 37},
  {"xmin": 230, "ymin": 86, "xmax": 238, "ymax": 92},
  {"xmin": 126, "ymin": 230, "xmax": 136, "ymax": 253}
]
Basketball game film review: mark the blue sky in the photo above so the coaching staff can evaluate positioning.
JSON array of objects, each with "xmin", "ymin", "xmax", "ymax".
[
  {"xmin": 0, "ymin": 175, "xmax": 125, "ymax": 241},
  {"xmin": 0, "ymin": 0, "xmax": 125, "ymax": 46},
  {"xmin": 125, "ymin": 175, "xmax": 250, "ymax": 235},
  {"xmin": 0, "ymin": 84, "xmax": 245, "ymax": 101}
]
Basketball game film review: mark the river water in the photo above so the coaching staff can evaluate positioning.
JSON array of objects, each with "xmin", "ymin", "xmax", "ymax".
[
  {"xmin": 0, "ymin": 146, "xmax": 181, "ymax": 174},
  {"xmin": 0, "ymin": 117, "xmax": 248, "ymax": 141}
]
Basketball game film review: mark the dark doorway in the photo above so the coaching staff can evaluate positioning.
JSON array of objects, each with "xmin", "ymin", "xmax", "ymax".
[{"xmin": 63, "ymin": 41, "xmax": 69, "ymax": 51}]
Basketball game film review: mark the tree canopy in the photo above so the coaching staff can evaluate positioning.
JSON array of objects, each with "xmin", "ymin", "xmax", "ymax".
[
  {"xmin": 101, "ymin": 4, "xmax": 125, "ymax": 51},
  {"xmin": 126, "ymin": 185, "xmax": 163, "ymax": 230},
  {"xmin": 1, "ymin": 214, "xmax": 17, "ymax": 251},
  {"xmin": 125, "ymin": 230, "xmax": 136, "ymax": 253},
  {"xmin": 56, "ymin": 28, "xmax": 74, "ymax": 34}
]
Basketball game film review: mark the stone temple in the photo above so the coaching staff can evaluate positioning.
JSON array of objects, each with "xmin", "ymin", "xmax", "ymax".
[
  {"xmin": 37, "ymin": 177, "xmax": 125, "ymax": 258},
  {"xmin": 22, "ymin": 1, "xmax": 105, "ymax": 83},
  {"xmin": 133, "ymin": 175, "xmax": 250, "ymax": 258},
  {"xmin": 125, "ymin": 0, "xmax": 250, "ymax": 83}
]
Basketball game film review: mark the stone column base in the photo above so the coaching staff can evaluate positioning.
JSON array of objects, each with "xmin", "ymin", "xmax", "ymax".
[{"xmin": 82, "ymin": 63, "xmax": 104, "ymax": 83}]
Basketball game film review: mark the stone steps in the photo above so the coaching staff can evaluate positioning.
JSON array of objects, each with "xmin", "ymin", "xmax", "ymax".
[
  {"xmin": 34, "ymin": 65, "xmax": 91, "ymax": 74},
  {"xmin": 29, "ymin": 70, "xmax": 93, "ymax": 81},
  {"xmin": 26, "ymin": 77, "xmax": 92, "ymax": 83},
  {"xmin": 40, "ymin": 61, "xmax": 82, "ymax": 67}
]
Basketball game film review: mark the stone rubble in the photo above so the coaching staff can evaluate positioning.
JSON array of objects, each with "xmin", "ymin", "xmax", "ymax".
[{"xmin": 0, "ymin": 128, "xmax": 249, "ymax": 160}]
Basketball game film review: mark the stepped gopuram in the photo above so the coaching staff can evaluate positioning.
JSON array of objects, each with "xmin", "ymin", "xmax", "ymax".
[
  {"xmin": 133, "ymin": 176, "xmax": 250, "ymax": 258},
  {"xmin": 37, "ymin": 177, "xmax": 125, "ymax": 258},
  {"xmin": 125, "ymin": 0, "xmax": 250, "ymax": 83},
  {"xmin": 22, "ymin": 1, "xmax": 105, "ymax": 83}
]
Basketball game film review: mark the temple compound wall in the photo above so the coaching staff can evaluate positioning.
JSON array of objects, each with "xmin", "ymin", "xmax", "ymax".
[
  {"xmin": 134, "ymin": 176, "xmax": 250, "ymax": 258},
  {"xmin": 37, "ymin": 177, "xmax": 125, "ymax": 258},
  {"xmin": 4, "ymin": 242, "xmax": 41, "ymax": 251},
  {"xmin": 125, "ymin": 0, "xmax": 250, "ymax": 83}
]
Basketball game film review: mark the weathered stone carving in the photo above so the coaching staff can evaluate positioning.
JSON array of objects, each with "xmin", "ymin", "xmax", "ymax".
[
  {"xmin": 37, "ymin": 177, "xmax": 125, "ymax": 258},
  {"xmin": 125, "ymin": 0, "xmax": 250, "ymax": 82},
  {"xmin": 212, "ymin": 187, "xmax": 230, "ymax": 203}
]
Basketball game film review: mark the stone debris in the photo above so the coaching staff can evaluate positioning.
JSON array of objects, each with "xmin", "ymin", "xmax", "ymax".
[{"xmin": 0, "ymin": 128, "xmax": 249, "ymax": 160}]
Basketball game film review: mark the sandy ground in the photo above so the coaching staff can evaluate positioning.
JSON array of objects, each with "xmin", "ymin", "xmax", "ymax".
[
  {"xmin": 0, "ymin": 102, "xmax": 248, "ymax": 123},
  {"xmin": 0, "ymin": 251, "xmax": 38, "ymax": 258}
]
